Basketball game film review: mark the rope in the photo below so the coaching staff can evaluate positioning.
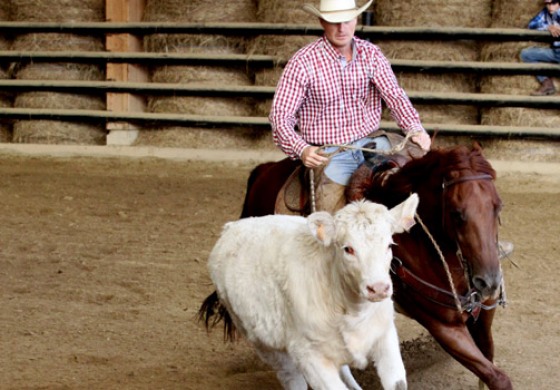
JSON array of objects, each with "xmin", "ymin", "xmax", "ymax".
[
  {"xmin": 316, "ymin": 130, "xmax": 420, "ymax": 157},
  {"xmin": 415, "ymin": 212, "xmax": 463, "ymax": 314},
  {"xmin": 308, "ymin": 131, "xmax": 422, "ymax": 213},
  {"xmin": 309, "ymin": 169, "xmax": 317, "ymax": 214}
]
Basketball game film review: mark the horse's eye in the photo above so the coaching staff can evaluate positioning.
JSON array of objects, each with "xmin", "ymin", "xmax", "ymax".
[
  {"xmin": 343, "ymin": 246, "xmax": 355, "ymax": 256},
  {"xmin": 451, "ymin": 210, "xmax": 466, "ymax": 225}
]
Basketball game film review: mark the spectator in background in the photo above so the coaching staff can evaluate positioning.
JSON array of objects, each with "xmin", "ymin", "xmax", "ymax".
[{"xmin": 520, "ymin": 0, "xmax": 560, "ymax": 96}]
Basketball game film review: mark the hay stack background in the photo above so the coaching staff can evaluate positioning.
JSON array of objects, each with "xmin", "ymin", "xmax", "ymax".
[
  {"xmin": 137, "ymin": 0, "xmax": 269, "ymax": 149},
  {"xmin": 374, "ymin": 0, "xmax": 492, "ymax": 126},
  {"xmin": 480, "ymin": 0, "xmax": 560, "ymax": 129},
  {"xmin": 0, "ymin": 1, "xmax": 12, "ymax": 143},
  {"xmin": 10, "ymin": 0, "xmax": 106, "ymax": 145},
  {"xmin": 248, "ymin": 0, "xmax": 317, "ymax": 117}
]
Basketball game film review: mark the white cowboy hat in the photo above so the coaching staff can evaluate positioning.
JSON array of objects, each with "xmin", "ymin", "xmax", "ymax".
[{"xmin": 303, "ymin": 0, "xmax": 374, "ymax": 23}]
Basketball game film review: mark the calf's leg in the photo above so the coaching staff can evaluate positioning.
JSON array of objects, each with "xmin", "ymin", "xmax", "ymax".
[
  {"xmin": 370, "ymin": 324, "xmax": 407, "ymax": 390},
  {"xmin": 295, "ymin": 350, "xmax": 348, "ymax": 390},
  {"xmin": 256, "ymin": 348, "xmax": 307, "ymax": 390},
  {"xmin": 340, "ymin": 365, "xmax": 363, "ymax": 390}
]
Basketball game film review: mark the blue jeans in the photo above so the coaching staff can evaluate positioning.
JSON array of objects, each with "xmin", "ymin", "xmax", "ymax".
[
  {"xmin": 322, "ymin": 135, "xmax": 391, "ymax": 185},
  {"xmin": 520, "ymin": 46, "xmax": 560, "ymax": 83}
]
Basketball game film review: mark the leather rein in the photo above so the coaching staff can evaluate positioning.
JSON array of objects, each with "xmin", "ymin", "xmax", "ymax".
[{"xmin": 390, "ymin": 173, "xmax": 507, "ymax": 321}]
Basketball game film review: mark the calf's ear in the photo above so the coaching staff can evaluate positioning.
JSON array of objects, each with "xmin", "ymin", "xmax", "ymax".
[
  {"xmin": 307, "ymin": 211, "xmax": 336, "ymax": 247},
  {"xmin": 390, "ymin": 193, "xmax": 419, "ymax": 233}
]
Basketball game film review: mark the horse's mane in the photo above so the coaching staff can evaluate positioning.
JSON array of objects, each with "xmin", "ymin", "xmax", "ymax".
[{"xmin": 348, "ymin": 144, "xmax": 496, "ymax": 207}]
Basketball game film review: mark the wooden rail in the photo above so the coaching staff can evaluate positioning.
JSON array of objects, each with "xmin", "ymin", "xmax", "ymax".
[
  {"xmin": 0, "ymin": 107, "xmax": 556, "ymax": 138},
  {"xmin": 2, "ymin": 51, "xmax": 560, "ymax": 76},
  {"xmin": 0, "ymin": 22, "xmax": 557, "ymax": 43},
  {"xmin": 1, "ymin": 80, "xmax": 559, "ymax": 109}
]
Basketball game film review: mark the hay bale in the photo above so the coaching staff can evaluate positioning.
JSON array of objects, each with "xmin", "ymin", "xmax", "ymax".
[
  {"xmin": 10, "ymin": 0, "xmax": 106, "ymax": 145},
  {"xmin": 257, "ymin": 0, "xmax": 311, "ymax": 23},
  {"xmin": 0, "ymin": 1, "xmax": 12, "ymax": 142},
  {"xmin": 249, "ymin": 0, "xmax": 318, "ymax": 116},
  {"xmin": 134, "ymin": 127, "xmax": 273, "ymax": 150},
  {"xmin": 143, "ymin": 0, "xmax": 255, "ymax": 22},
  {"xmin": 374, "ymin": 0, "xmax": 492, "ymax": 28},
  {"xmin": 376, "ymin": 40, "xmax": 480, "ymax": 125},
  {"xmin": 0, "ymin": 92, "xmax": 11, "ymax": 143},
  {"xmin": 374, "ymin": 0, "xmax": 492, "ymax": 126},
  {"xmin": 490, "ymin": 0, "xmax": 543, "ymax": 28},
  {"xmin": 11, "ymin": 0, "xmax": 105, "ymax": 22},
  {"xmin": 0, "ymin": 0, "xmax": 11, "ymax": 50},
  {"xmin": 143, "ymin": 0, "xmax": 256, "ymax": 52},
  {"xmin": 139, "ymin": 0, "xmax": 266, "ymax": 149},
  {"xmin": 13, "ymin": 121, "xmax": 106, "ymax": 145},
  {"xmin": 479, "ymin": 0, "xmax": 560, "ymax": 130}
]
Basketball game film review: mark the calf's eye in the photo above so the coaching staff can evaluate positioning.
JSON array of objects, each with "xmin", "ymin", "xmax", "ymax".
[{"xmin": 343, "ymin": 246, "xmax": 355, "ymax": 256}]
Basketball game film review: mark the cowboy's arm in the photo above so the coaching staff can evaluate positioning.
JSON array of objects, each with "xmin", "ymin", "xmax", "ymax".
[
  {"xmin": 371, "ymin": 49, "xmax": 431, "ymax": 151},
  {"xmin": 270, "ymin": 60, "xmax": 311, "ymax": 160}
]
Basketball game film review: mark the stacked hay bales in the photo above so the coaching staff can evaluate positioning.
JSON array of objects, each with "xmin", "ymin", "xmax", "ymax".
[
  {"xmin": 10, "ymin": 0, "xmax": 106, "ymax": 145},
  {"xmin": 479, "ymin": 0, "xmax": 560, "ymax": 130},
  {"xmin": 248, "ymin": 0, "xmax": 317, "ymax": 118},
  {"xmin": 137, "ymin": 0, "xmax": 265, "ymax": 149},
  {"xmin": 374, "ymin": 0, "xmax": 492, "ymax": 127},
  {"xmin": 0, "ymin": 1, "xmax": 12, "ymax": 142}
]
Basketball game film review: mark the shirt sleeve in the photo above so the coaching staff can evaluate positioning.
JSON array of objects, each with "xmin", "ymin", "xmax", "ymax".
[
  {"xmin": 371, "ymin": 49, "xmax": 426, "ymax": 135},
  {"xmin": 269, "ymin": 59, "xmax": 310, "ymax": 159},
  {"xmin": 528, "ymin": 9, "xmax": 548, "ymax": 30}
]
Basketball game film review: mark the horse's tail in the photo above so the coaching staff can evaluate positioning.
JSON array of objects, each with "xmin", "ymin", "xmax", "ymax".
[{"xmin": 197, "ymin": 290, "xmax": 238, "ymax": 342}]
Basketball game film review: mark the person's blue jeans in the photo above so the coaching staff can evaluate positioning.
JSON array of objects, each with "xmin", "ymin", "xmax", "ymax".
[
  {"xmin": 323, "ymin": 135, "xmax": 391, "ymax": 185},
  {"xmin": 520, "ymin": 46, "xmax": 560, "ymax": 83}
]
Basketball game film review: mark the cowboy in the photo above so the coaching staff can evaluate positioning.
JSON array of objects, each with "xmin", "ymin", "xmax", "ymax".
[{"xmin": 269, "ymin": 0, "xmax": 431, "ymax": 212}]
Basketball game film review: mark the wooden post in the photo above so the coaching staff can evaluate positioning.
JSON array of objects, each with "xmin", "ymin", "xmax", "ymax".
[{"xmin": 105, "ymin": 0, "xmax": 147, "ymax": 145}]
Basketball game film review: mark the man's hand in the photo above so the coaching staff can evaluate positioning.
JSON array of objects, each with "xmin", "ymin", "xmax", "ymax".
[
  {"xmin": 549, "ymin": 25, "xmax": 560, "ymax": 38},
  {"xmin": 411, "ymin": 131, "xmax": 431, "ymax": 151},
  {"xmin": 301, "ymin": 146, "xmax": 329, "ymax": 168}
]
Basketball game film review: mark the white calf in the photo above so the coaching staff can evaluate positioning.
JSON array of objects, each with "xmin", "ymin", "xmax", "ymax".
[{"xmin": 207, "ymin": 195, "xmax": 419, "ymax": 390}]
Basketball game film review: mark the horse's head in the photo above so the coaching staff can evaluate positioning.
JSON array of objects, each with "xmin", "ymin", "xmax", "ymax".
[
  {"xmin": 437, "ymin": 144, "xmax": 503, "ymax": 301},
  {"xmin": 349, "ymin": 144, "xmax": 504, "ymax": 302}
]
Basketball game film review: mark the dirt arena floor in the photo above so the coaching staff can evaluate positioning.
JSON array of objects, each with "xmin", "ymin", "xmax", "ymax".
[{"xmin": 1, "ymin": 145, "xmax": 559, "ymax": 389}]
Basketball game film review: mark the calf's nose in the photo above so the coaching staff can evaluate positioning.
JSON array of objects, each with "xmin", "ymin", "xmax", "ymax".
[{"xmin": 366, "ymin": 282, "xmax": 391, "ymax": 301}]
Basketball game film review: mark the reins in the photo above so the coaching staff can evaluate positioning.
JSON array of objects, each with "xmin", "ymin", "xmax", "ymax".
[{"xmin": 396, "ymin": 173, "xmax": 506, "ymax": 319}]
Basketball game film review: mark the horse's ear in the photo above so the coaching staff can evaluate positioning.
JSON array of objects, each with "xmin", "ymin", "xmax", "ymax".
[
  {"xmin": 307, "ymin": 211, "xmax": 336, "ymax": 246},
  {"xmin": 389, "ymin": 193, "xmax": 419, "ymax": 233},
  {"xmin": 472, "ymin": 141, "xmax": 484, "ymax": 152}
]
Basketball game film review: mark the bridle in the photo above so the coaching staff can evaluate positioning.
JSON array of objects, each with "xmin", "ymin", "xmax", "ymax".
[{"xmin": 390, "ymin": 173, "xmax": 507, "ymax": 321}]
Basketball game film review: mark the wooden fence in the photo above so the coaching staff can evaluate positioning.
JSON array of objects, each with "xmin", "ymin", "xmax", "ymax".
[{"xmin": 0, "ymin": 22, "xmax": 559, "ymax": 143}]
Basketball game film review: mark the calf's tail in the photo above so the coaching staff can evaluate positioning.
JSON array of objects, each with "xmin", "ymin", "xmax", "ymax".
[{"xmin": 197, "ymin": 290, "xmax": 238, "ymax": 342}]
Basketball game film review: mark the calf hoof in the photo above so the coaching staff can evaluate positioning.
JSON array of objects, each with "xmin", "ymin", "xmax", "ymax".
[{"xmin": 394, "ymin": 379, "xmax": 407, "ymax": 390}]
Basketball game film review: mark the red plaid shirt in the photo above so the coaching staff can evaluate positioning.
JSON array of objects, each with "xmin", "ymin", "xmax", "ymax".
[{"xmin": 270, "ymin": 36, "xmax": 425, "ymax": 159}]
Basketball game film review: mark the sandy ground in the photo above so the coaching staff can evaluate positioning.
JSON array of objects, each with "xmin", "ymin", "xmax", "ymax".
[{"xmin": 0, "ymin": 145, "xmax": 559, "ymax": 389}]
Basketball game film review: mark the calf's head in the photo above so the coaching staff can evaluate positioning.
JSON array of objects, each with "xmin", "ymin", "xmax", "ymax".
[{"xmin": 308, "ymin": 194, "xmax": 419, "ymax": 302}]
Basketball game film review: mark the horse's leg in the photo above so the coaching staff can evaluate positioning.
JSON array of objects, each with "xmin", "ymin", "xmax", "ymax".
[
  {"xmin": 425, "ymin": 320, "xmax": 512, "ymax": 390},
  {"xmin": 468, "ymin": 308, "xmax": 496, "ymax": 362},
  {"xmin": 468, "ymin": 309, "xmax": 498, "ymax": 390}
]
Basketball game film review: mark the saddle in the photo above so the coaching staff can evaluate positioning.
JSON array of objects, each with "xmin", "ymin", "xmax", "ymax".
[{"xmin": 274, "ymin": 130, "xmax": 426, "ymax": 215}]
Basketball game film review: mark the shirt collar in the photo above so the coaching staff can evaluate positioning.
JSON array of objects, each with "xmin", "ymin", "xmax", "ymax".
[{"xmin": 321, "ymin": 36, "xmax": 357, "ymax": 62}]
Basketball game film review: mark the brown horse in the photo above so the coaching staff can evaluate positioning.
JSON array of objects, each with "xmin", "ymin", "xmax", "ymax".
[{"xmin": 202, "ymin": 143, "xmax": 511, "ymax": 389}]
